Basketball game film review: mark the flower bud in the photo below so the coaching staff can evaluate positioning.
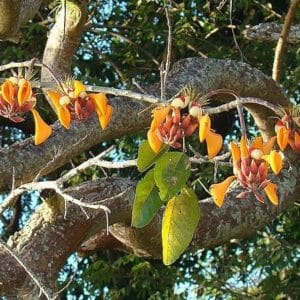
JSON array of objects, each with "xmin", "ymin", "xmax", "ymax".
[
  {"xmin": 79, "ymin": 91, "xmax": 88, "ymax": 99},
  {"xmin": 189, "ymin": 104, "xmax": 201, "ymax": 117},
  {"xmin": 250, "ymin": 149, "xmax": 263, "ymax": 160},
  {"xmin": 171, "ymin": 97, "xmax": 185, "ymax": 109},
  {"xmin": 68, "ymin": 91, "xmax": 75, "ymax": 99},
  {"xmin": 59, "ymin": 95, "xmax": 71, "ymax": 106}
]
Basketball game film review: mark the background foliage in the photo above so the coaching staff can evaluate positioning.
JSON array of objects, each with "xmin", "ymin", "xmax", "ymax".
[{"xmin": 0, "ymin": 0, "xmax": 299, "ymax": 299}]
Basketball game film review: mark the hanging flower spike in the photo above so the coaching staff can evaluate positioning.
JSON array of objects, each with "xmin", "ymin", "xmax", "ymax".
[
  {"xmin": 210, "ymin": 136, "xmax": 281, "ymax": 207},
  {"xmin": 47, "ymin": 80, "xmax": 112, "ymax": 130},
  {"xmin": 0, "ymin": 78, "xmax": 52, "ymax": 145},
  {"xmin": 275, "ymin": 108, "xmax": 300, "ymax": 152},
  {"xmin": 199, "ymin": 114, "xmax": 223, "ymax": 159}
]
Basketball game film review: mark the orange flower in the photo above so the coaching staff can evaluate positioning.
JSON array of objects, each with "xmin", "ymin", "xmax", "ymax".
[
  {"xmin": 199, "ymin": 114, "xmax": 223, "ymax": 159},
  {"xmin": 147, "ymin": 105, "xmax": 199, "ymax": 153},
  {"xmin": 275, "ymin": 112, "xmax": 300, "ymax": 152},
  {"xmin": 210, "ymin": 136, "xmax": 282, "ymax": 207},
  {"xmin": 0, "ymin": 78, "xmax": 52, "ymax": 145},
  {"xmin": 47, "ymin": 80, "xmax": 112, "ymax": 130}
]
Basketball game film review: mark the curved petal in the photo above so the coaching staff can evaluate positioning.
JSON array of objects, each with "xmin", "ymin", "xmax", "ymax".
[
  {"xmin": 206, "ymin": 130, "xmax": 223, "ymax": 159},
  {"xmin": 98, "ymin": 104, "xmax": 113, "ymax": 129},
  {"xmin": 276, "ymin": 126, "xmax": 289, "ymax": 151},
  {"xmin": 147, "ymin": 129, "xmax": 163, "ymax": 153},
  {"xmin": 150, "ymin": 106, "xmax": 171, "ymax": 131},
  {"xmin": 262, "ymin": 150, "xmax": 282, "ymax": 175},
  {"xmin": 230, "ymin": 142, "xmax": 241, "ymax": 165},
  {"xmin": 251, "ymin": 136, "xmax": 263, "ymax": 151},
  {"xmin": 199, "ymin": 114, "xmax": 211, "ymax": 142},
  {"xmin": 90, "ymin": 93, "xmax": 108, "ymax": 116},
  {"xmin": 210, "ymin": 176, "xmax": 236, "ymax": 207},
  {"xmin": 1, "ymin": 80, "xmax": 15, "ymax": 104},
  {"xmin": 264, "ymin": 182, "xmax": 278, "ymax": 205},
  {"xmin": 240, "ymin": 136, "xmax": 249, "ymax": 159},
  {"xmin": 31, "ymin": 109, "xmax": 52, "ymax": 145},
  {"xmin": 294, "ymin": 131, "xmax": 300, "ymax": 152},
  {"xmin": 58, "ymin": 106, "xmax": 71, "ymax": 129},
  {"xmin": 74, "ymin": 80, "xmax": 87, "ymax": 98},
  {"xmin": 262, "ymin": 136, "xmax": 276, "ymax": 154},
  {"xmin": 18, "ymin": 79, "xmax": 32, "ymax": 107},
  {"xmin": 47, "ymin": 90, "xmax": 62, "ymax": 113}
]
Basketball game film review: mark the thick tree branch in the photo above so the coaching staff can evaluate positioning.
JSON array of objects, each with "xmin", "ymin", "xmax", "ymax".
[
  {"xmin": 0, "ymin": 0, "xmax": 43, "ymax": 42},
  {"xmin": 41, "ymin": 0, "xmax": 88, "ymax": 81},
  {"xmin": 0, "ymin": 58, "xmax": 288, "ymax": 192},
  {"xmin": 272, "ymin": 0, "xmax": 300, "ymax": 81},
  {"xmin": 1, "ymin": 153, "xmax": 299, "ymax": 296},
  {"xmin": 244, "ymin": 22, "xmax": 300, "ymax": 44}
]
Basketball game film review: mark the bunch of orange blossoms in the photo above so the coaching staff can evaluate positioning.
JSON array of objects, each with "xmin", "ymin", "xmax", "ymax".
[
  {"xmin": 275, "ymin": 109, "xmax": 300, "ymax": 152},
  {"xmin": 210, "ymin": 136, "xmax": 283, "ymax": 207},
  {"xmin": 47, "ymin": 80, "xmax": 112, "ymax": 130},
  {"xmin": 0, "ymin": 77, "xmax": 52, "ymax": 145},
  {"xmin": 147, "ymin": 88, "xmax": 223, "ymax": 159}
]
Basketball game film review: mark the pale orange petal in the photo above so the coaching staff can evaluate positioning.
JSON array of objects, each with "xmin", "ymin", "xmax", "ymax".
[
  {"xmin": 17, "ymin": 79, "xmax": 32, "ymax": 106},
  {"xmin": 74, "ymin": 80, "xmax": 86, "ymax": 98},
  {"xmin": 294, "ymin": 131, "xmax": 300, "ymax": 152},
  {"xmin": 90, "ymin": 93, "xmax": 108, "ymax": 116},
  {"xmin": 150, "ymin": 106, "xmax": 171, "ymax": 130},
  {"xmin": 262, "ymin": 150, "xmax": 282, "ymax": 175},
  {"xmin": 199, "ymin": 114, "xmax": 211, "ymax": 142},
  {"xmin": 251, "ymin": 136, "xmax": 263, "ymax": 150},
  {"xmin": 147, "ymin": 129, "xmax": 163, "ymax": 153},
  {"xmin": 206, "ymin": 130, "xmax": 223, "ymax": 159},
  {"xmin": 240, "ymin": 136, "xmax": 249, "ymax": 159},
  {"xmin": 98, "ymin": 105, "xmax": 113, "ymax": 129},
  {"xmin": 276, "ymin": 126, "xmax": 289, "ymax": 151},
  {"xmin": 58, "ymin": 106, "xmax": 71, "ymax": 129},
  {"xmin": 262, "ymin": 136, "xmax": 276, "ymax": 154},
  {"xmin": 264, "ymin": 182, "xmax": 279, "ymax": 205},
  {"xmin": 230, "ymin": 142, "xmax": 241, "ymax": 165},
  {"xmin": 31, "ymin": 109, "xmax": 52, "ymax": 145},
  {"xmin": 210, "ymin": 176, "xmax": 236, "ymax": 207},
  {"xmin": 1, "ymin": 80, "xmax": 14, "ymax": 104},
  {"xmin": 47, "ymin": 90, "xmax": 62, "ymax": 113}
]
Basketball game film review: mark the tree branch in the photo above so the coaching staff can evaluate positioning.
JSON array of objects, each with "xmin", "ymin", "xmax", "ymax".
[
  {"xmin": 272, "ymin": 0, "xmax": 300, "ymax": 81},
  {"xmin": 0, "ymin": 0, "xmax": 43, "ymax": 42},
  {"xmin": 0, "ymin": 58, "xmax": 288, "ymax": 192}
]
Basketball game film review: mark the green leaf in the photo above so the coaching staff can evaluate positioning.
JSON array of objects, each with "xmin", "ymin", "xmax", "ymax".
[
  {"xmin": 162, "ymin": 187, "xmax": 200, "ymax": 265},
  {"xmin": 154, "ymin": 152, "xmax": 190, "ymax": 201},
  {"xmin": 137, "ymin": 140, "xmax": 169, "ymax": 172},
  {"xmin": 132, "ymin": 169, "xmax": 164, "ymax": 228}
]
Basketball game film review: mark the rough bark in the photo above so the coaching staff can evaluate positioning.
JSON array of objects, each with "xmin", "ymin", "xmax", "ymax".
[
  {"xmin": 0, "ymin": 57, "xmax": 288, "ymax": 192},
  {"xmin": 0, "ymin": 154, "xmax": 299, "ymax": 297},
  {"xmin": 0, "ymin": 0, "xmax": 43, "ymax": 42}
]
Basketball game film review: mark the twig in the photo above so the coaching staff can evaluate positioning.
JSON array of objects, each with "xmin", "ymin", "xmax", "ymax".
[
  {"xmin": 0, "ymin": 238, "xmax": 55, "ymax": 300},
  {"xmin": 272, "ymin": 0, "xmax": 300, "ymax": 82}
]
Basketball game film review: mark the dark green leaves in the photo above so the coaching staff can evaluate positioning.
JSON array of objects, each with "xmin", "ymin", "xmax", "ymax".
[
  {"xmin": 154, "ymin": 152, "xmax": 190, "ymax": 201},
  {"xmin": 132, "ymin": 169, "xmax": 164, "ymax": 228},
  {"xmin": 137, "ymin": 140, "xmax": 169, "ymax": 172}
]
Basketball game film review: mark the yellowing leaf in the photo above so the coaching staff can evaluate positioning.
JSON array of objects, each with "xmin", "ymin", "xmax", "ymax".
[{"xmin": 162, "ymin": 187, "xmax": 200, "ymax": 265}]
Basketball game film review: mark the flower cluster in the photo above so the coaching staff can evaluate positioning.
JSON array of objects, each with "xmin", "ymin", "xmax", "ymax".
[
  {"xmin": 147, "ymin": 87, "xmax": 223, "ymax": 159},
  {"xmin": 0, "ymin": 77, "xmax": 52, "ymax": 145},
  {"xmin": 47, "ymin": 80, "xmax": 112, "ymax": 130},
  {"xmin": 275, "ymin": 109, "xmax": 300, "ymax": 152},
  {"xmin": 210, "ymin": 136, "xmax": 283, "ymax": 207}
]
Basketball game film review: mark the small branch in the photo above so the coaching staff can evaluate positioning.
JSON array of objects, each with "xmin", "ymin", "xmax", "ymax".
[
  {"xmin": 0, "ymin": 238, "xmax": 55, "ymax": 300},
  {"xmin": 272, "ymin": 0, "xmax": 300, "ymax": 81}
]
